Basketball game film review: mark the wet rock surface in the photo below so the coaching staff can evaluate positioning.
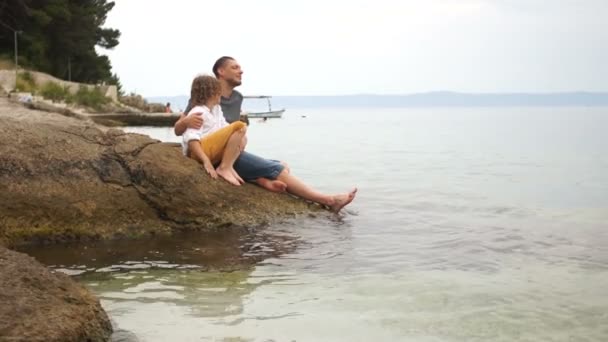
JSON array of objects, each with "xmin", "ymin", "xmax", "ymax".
[
  {"xmin": 0, "ymin": 245, "xmax": 112, "ymax": 341},
  {"xmin": 0, "ymin": 97, "xmax": 315, "ymax": 247}
]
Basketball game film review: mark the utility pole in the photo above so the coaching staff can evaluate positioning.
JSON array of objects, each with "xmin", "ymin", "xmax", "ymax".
[
  {"xmin": 14, "ymin": 31, "xmax": 18, "ymax": 67},
  {"xmin": 13, "ymin": 30, "xmax": 22, "ymax": 90},
  {"xmin": 0, "ymin": 20, "xmax": 22, "ymax": 91}
]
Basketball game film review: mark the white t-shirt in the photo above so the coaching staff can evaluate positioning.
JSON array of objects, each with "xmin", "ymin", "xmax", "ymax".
[{"xmin": 181, "ymin": 104, "xmax": 228, "ymax": 155}]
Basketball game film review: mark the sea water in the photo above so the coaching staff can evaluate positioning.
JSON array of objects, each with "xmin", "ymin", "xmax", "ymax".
[{"xmin": 26, "ymin": 107, "xmax": 608, "ymax": 341}]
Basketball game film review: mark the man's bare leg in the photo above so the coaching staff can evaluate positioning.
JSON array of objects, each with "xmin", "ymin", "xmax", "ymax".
[
  {"xmin": 251, "ymin": 160, "xmax": 289, "ymax": 192},
  {"xmin": 275, "ymin": 170, "xmax": 357, "ymax": 212},
  {"xmin": 255, "ymin": 177, "xmax": 287, "ymax": 193},
  {"xmin": 280, "ymin": 161, "xmax": 290, "ymax": 174},
  {"xmin": 328, "ymin": 188, "xmax": 358, "ymax": 212},
  {"xmin": 216, "ymin": 130, "xmax": 245, "ymax": 186}
]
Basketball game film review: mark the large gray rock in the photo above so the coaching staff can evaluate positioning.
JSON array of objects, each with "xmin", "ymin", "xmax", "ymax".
[
  {"xmin": 0, "ymin": 98, "xmax": 314, "ymax": 247},
  {"xmin": 0, "ymin": 245, "xmax": 112, "ymax": 341}
]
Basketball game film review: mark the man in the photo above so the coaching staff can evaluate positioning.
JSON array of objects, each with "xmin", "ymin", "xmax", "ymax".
[
  {"xmin": 175, "ymin": 57, "xmax": 356, "ymax": 212},
  {"xmin": 175, "ymin": 57, "xmax": 288, "ymax": 192}
]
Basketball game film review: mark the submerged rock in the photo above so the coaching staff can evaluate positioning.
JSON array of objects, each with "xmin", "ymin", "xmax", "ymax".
[
  {"xmin": 0, "ymin": 245, "xmax": 112, "ymax": 341},
  {"xmin": 0, "ymin": 98, "xmax": 314, "ymax": 247}
]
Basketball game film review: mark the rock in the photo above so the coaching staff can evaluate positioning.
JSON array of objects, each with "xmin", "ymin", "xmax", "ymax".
[
  {"xmin": 0, "ymin": 97, "xmax": 314, "ymax": 247},
  {"xmin": 0, "ymin": 245, "xmax": 112, "ymax": 341},
  {"xmin": 118, "ymin": 94, "xmax": 165, "ymax": 113},
  {"xmin": 110, "ymin": 328, "xmax": 140, "ymax": 342}
]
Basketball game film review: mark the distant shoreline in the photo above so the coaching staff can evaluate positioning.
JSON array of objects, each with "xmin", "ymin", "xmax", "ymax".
[{"xmin": 150, "ymin": 92, "xmax": 608, "ymax": 110}]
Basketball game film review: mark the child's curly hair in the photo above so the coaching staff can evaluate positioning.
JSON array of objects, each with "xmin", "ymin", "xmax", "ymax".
[{"xmin": 190, "ymin": 75, "xmax": 221, "ymax": 106}]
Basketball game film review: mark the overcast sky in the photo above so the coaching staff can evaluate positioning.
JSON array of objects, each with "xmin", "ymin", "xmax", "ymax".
[{"xmin": 103, "ymin": 0, "xmax": 607, "ymax": 97}]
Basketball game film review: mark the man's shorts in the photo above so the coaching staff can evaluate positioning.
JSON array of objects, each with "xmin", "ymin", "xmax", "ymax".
[{"xmin": 233, "ymin": 151, "xmax": 285, "ymax": 181}]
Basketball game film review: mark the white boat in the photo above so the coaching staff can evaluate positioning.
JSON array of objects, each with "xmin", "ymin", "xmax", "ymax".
[{"xmin": 243, "ymin": 95, "xmax": 285, "ymax": 119}]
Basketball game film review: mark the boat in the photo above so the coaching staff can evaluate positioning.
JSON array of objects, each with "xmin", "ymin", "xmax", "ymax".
[{"xmin": 243, "ymin": 95, "xmax": 285, "ymax": 119}]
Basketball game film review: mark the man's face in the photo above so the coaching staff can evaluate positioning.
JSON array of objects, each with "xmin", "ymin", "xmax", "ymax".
[{"xmin": 219, "ymin": 59, "xmax": 243, "ymax": 87}]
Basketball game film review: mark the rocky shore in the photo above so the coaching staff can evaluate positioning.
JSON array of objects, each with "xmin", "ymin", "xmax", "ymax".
[
  {"xmin": 0, "ymin": 97, "xmax": 316, "ymax": 340},
  {"xmin": 0, "ymin": 97, "xmax": 314, "ymax": 247},
  {"xmin": 23, "ymin": 94, "xmax": 181, "ymax": 127},
  {"xmin": 0, "ymin": 246, "xmax": 113, "ymax": 341}
]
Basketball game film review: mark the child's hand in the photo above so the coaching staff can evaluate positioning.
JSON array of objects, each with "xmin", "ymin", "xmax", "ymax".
[{"xmin": 203, "ymin": 162, "xmax": 217, "ymax": 179}]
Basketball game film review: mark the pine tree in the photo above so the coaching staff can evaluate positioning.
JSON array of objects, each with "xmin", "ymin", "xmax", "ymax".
[{"xmin": 0, "ymin": 0, "xmax": 121, "ymax": 86}]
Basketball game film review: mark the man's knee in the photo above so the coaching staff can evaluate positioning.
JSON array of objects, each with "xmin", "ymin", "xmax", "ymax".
[{"xmin": 276, "ymin": 169, "xmax": 289, "ymax": 181}]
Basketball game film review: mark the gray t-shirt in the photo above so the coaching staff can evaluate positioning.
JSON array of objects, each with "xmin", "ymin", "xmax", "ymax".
[
  {"xmin": 183, "ymin": 90, "xmax": 243, "ymax": 123},
  {"xmin": 220, "ymin": 90, "xmax": 243, "ymax": 123}
]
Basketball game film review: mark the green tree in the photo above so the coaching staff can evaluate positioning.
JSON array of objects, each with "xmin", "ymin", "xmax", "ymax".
[{"xmin": 0, "ymin": 0, "xmax": 122, "ymax": 87}]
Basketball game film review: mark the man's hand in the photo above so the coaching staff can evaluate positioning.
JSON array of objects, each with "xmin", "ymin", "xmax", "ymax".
[
  {"xmin": 186, "ymin": 112, "xmax": 204, "ymax": 129},
  {"xmin": 174, "ymin": 112, "xmax": 204, "ymax": 136}
]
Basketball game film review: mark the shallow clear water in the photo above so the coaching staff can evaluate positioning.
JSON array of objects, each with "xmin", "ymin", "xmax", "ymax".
[{"xmin": 31, "ymin": 107, "xmax": 608, "ymax": 341}]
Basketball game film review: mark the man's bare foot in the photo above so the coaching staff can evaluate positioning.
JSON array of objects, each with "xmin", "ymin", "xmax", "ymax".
[
  {"xmin": 230, "ymin": 168, "xmax": 245, "ymax": 184},
  {"xmin": 330, "ymin": 188, "xmax": 358, "ymax": 213},
  {"xmin": 256, "ymin": 177, "xmax": 287, "ymax": 193},
  {"xmin": 216, "ymin": 167, "xmax": 241, "ymax": 186}
]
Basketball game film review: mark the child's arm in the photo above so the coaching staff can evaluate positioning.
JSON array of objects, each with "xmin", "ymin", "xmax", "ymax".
[{"xmin": 188, "ymin": 140, "xmax": 217, "ymax": 179}]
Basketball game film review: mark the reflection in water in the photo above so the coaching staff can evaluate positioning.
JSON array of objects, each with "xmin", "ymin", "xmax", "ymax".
[
  {"xmin": 20, "ymin": 226, "xmax": 304, "ymax": 275},
  {"xmin": 85, "ymin": 269, "xmax": 257, "ymax": 318}
]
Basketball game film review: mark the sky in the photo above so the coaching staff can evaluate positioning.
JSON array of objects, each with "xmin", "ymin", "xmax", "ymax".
[{"xmin": 102, "ymin": 0, "xmax": 608, "ymax": 97}]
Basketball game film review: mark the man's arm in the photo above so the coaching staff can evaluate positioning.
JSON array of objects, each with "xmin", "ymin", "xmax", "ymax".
[
  {"xmin": 174, "ymin": 112, "xmax": 204, "ymax": 136},
  {"xmin": 188, "ymin": 140, "xmax": 217, "ymax": 178}
]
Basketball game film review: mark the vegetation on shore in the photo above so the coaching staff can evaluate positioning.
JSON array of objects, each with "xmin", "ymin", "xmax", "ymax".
[
  {"xmin": 13, "ymin": 69, "xmax": 170, "ymax": 113},
  {"xmin": 17, "ymin": 71, "xmax": 110, "ymax": 110}
]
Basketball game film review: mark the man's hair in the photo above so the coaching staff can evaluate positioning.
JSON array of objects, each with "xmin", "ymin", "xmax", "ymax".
[
  {"xmin": 212, "ymin": 56, "xmax": 235, "ymax": 78},
  {"xmin": 190, "ymin": 75, "xmax": 221, "ymax": 107}
]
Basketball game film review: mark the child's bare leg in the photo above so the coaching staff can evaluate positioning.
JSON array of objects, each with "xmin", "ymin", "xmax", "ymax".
[
  {"xmin": 216, "ymin": 130, "xmax": 245, "ymax": 186},
  {"xmin": 240, "ymin": 135, "xmax": 247, "ymax": 151},
  {"xmin": 231, "ymin": 168, "xmax": 244, "ymax": 184}
]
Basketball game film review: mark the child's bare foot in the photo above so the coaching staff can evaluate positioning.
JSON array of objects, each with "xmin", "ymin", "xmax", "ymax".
[
  {"xmin": 330, "ymin": 188, "xmax": 358, "ymax": 213},
  {"xmin": 230, "ymin": 168, "xmax": 245, "ymax": 184},
  {"xmin": 256, "ymin": 177, "xmax": 287, "ymax": 193},
  {"xmin": 216, "ymin": 167, "xmax": 241, "ymax": 186}
]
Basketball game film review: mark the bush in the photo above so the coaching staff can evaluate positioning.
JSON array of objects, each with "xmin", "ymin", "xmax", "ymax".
[
  {"xmin": 15, "ymin": 71, "xmax": 37, "ymax": 93},
  {"xmin": 39, "ymin": 82, "xmax": 69, "ymax": 102},
  {"xmin": 73, "ymin": 86, "xmax": 110, "ymax": 110}
]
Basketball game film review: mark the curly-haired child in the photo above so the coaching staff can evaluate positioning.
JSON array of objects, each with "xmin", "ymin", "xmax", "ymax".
[{"xmin": 182, "ymin": 75, "xmax": 247, "ymax": 186}]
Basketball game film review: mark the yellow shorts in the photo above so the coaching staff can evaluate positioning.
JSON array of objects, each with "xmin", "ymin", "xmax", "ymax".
[{"xmin": 201, "ymin": 121, "xmax": 246, "ymax": 164}]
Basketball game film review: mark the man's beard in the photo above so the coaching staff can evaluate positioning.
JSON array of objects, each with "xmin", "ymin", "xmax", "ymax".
[{"xmin": 227, "ymin": 78, "xmax": 242, "ymax": 87}]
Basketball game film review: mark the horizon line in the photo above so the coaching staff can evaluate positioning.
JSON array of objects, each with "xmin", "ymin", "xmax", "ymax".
[{"xmin": 146, "ymin": 90, "xmax": 608, "ymax": 98}]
